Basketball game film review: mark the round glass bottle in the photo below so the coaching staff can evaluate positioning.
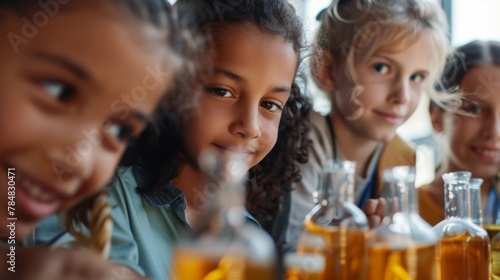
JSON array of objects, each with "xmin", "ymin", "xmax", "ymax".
[
  {"xmin": 367, "ymin": 166, "xmax": 438, "ymax": 279},
  {"xmin": 433, "ymin": 171, "xmax": 490, "ymax": 280},
  {"xmin": 171, "ymin": 154, "xmax": 276, "ymax": 280},
  {"xmin": 298, "ymin": 160, "xmax": 368, "ymax": 280}
]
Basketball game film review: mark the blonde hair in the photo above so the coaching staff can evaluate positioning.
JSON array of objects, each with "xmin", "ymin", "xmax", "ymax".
[
  {"xmin": 312, "ymin": 0, "xmax": 459, "ymax": 117},
  {"xmin": 64, "ymin": 192, "xmax": 112, "ymax": 259}
]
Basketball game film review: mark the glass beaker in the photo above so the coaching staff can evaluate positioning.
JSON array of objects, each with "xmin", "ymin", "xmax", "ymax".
[
  {"xmin": 367, "ymin": 166, "xmax": 438, "ymax": 279},
  {"xmin": 298, "ymin": 160, "xmax": 368, "ymax": 280},
  {"xmin": 433, "ymin": 171, "xmax": 490, "ymax": 280}
]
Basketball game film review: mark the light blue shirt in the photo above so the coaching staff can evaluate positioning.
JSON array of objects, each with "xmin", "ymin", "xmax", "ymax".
[{"xmin": 32, "ymin": 166, "xmax": 260, "ymax": 280}]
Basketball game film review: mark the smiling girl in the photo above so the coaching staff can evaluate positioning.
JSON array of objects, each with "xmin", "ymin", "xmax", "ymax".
[
  {"xmin": 0, "ymin": 0, "xmax": 196, "ymax": 279},
  {"xmin": 419, "ymin": 40, "xmax": 500, "ymax": 226},
  {"xmin": 283, "ymin": 0, "xmax": 455, "ymax": 252},
  {"xmin": 84, "ymin": 0, "xmax": 312, "ymax": 278}
]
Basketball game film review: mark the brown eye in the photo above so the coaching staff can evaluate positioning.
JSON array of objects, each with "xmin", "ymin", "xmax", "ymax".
[
  {"xmin": 205, "ymin": 87, "xmax": 233, "ymax": 98},
  {"xmin": 42, "ymin": 80, "xmax": 75, "ymax": 101},
  {"xmin": 261, "ymin": 101, "xmax": 283, "ymax": 112},
  {"xmin": 105, "ymin": 123, "xmax": 134, "ymax": 142}
]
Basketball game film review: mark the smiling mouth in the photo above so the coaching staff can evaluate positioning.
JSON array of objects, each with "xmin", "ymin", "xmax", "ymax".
[
  {"xmin": 374, "ymin": 111, "xmax": 404, "ymax": 124},
  {"xmin": 17, "ymin": 173, "xmax": 58, "ymax": 202},
  {"xmin": 471, "ymin": 147, "xmax": 500, "ymax": 161},
  {"xmin": 213, "ymin": 144, "xmax": 253, "ymax": 155}
]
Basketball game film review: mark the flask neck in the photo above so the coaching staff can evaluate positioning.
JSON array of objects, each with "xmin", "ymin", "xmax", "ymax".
[
  {"xmin": 320, "ymin": 164, "xmax": 355, "ymax": 206},
  {"xmin": 469, "ymin": 178, "xmax": 484, "ymax": 226},
  {"xmin": 383, "ymin": 166, "xmax": 417, "ymax": 215},
  {"xmin": 443, "ymin": 172, "xmax": 472, "ymax": 220}
]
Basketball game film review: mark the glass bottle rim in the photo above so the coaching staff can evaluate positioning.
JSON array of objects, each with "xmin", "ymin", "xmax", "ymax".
[
  {"xmin": 324, "ymin": 160, "xmax": 356, "ymax": 173},
  {"xmin": 442, "ymin": 171, "xmax": 471, "ymax": 183}
]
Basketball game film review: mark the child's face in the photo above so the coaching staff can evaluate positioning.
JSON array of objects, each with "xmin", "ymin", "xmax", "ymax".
[
  {"xmin": 0, "ymin": 4, "xmax": 175, "ymax": 237},
  {"xmin": 332, "ymin": 33, "xmax": 433, "ymax": 142},
  {"xmin": 433, "ymin": 64, "xmax": 500, "ymax": 179},
  {"xmin": 183, "ymin": 22, "xmax": 297, "ymax": 171}
]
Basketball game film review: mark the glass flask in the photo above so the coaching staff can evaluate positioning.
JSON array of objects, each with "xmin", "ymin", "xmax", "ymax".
[
  {"xmin": 284, "ymin": 253, "xmax": 325, "ymax": 280},
  {"xmin": 366, "ymin": 166, "xmax": 438, "ymax": 280},
  {"xmin": 433, "ymin": 171, "xmax": 490, "ymax": 280},
  {"xmin": 171, "ymin": 153, "xmax": 276, "ymax": 280},
  {"xmin": 298, "ymin": 160, "xmax": 368, "ymax": 280}
]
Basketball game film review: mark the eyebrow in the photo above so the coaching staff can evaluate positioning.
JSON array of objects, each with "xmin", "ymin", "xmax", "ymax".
[
  {"xmin": 214, "ymin": 68, "xmax": 246, "ymax": 83},
  {"xmin": 30, "ymin": 51, "xmax": 90, "ymax": 81},
  {"xmin": 214, "ymin": 67, "xmax": 292, "ymax": 94}
]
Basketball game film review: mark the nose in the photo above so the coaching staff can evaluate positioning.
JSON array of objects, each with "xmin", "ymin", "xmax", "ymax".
[
  {"xmin": 481, "ymin": 112, "xmax": 500, "ymax": 140},
  {"xmin": 229, "ymin": 104, "xmax": 261, "ymax": 139},
  {"xmin": 389, "ymin": 76, "xmax": 410, "ymax": 104},
  {"xmin": 45, "ymin": 125, "xmax": 96, "ymax": 183}
]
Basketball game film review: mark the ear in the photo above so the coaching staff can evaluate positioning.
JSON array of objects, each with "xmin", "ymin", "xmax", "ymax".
[
  {"xmin": 429, "ymin": 103, "xmax": 444, "ymax": 132},
  {"xmin": 311, "ymin": 50, "xmax": 336, "ymax": 93}
]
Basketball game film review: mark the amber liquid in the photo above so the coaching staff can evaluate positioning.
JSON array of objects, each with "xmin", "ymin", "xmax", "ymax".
[
  {"xmin": 171, "ymin": 247, "xmax": 275, "ymax": 280},
  {"xmin": 483, "ymin": 224, "xmax": 500, "ymax": 241},
  {"xmin": 367, "ymin": 243, "xmax": 437, "ymax": 280},
  {"xmin": 485, "ymin": 224, "xmax": 500, "ymax": 279},
  {"xmin": 298, "ymin": 220, "xmax": 367, "ymax": 280},
  {"xmin": 286, "ymin": 268, "xmax": 323, "ymax": 280},
  {"xmin": 436, "ymin": 230, "xmax": 490, "ymax": 280}
]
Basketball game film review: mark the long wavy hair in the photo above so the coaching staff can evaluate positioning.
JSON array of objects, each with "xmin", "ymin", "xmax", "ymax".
[
  {"xmin": 124, "ymin": 0, "xmax": 312, "ymax": 222},
  {"xmin": 312, "ymin": 0, "xmax": 459, "ymax": 118}
]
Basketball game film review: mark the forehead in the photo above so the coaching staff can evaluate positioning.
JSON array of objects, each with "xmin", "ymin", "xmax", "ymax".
[
  {"xmin": 374, "ymin": 33, "xmax": 433, "ymax": 69},
  {"xmin": 210, "ymin": 22, "xmax": 298, "ymax": 74},
  {"xmin": 460, "ymin": 64, "xmax": 500, "ymax": 100}
]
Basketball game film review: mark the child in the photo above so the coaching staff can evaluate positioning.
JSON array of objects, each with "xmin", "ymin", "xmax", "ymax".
[
  {"xmin": 43, "ymin": 0, "xmax": 312, "ymax": 279},
  {"xmin": 0, "ymin": 0, "xmax": 198, "ymax": 278},
  {"xmin": 282, "ymin": 0, "xmax": 455, "ymax": 252},
  {"xmin": 419, "ymin": 40, "xmax": 500, "ymax": 226}
]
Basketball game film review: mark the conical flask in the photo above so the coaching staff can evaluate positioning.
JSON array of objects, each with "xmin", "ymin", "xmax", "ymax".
[
  {"xmin": 171, "ymin": 152, "xmax": 276, "ymax": 280},
  {"xmin": 367, "ymin": 166, "xmax": 438, "ymax": 279},
  {"xmin": 298, "ymin": 160, "xmax": 368, "ymax": 280},
  {"xmin": 433, "ymin": 171, "xmax": 490, "ymax": 280}
]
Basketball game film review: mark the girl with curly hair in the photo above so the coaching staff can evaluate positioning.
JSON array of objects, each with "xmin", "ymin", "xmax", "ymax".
[{"xmin": 81, "ymin": 0, "xmax": 311, "ymax": 278}]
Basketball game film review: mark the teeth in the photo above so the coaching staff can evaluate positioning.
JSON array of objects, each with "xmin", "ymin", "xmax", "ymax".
[
  {"xmin": 476, "ymin": 149, "xmax": 500, "ymax": 158},
  {"xmin": 19, "ymin": 175, "xmax": 56, "ymax": 202}
]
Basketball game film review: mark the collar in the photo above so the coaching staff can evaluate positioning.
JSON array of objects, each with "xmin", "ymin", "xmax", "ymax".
[{"xmin": 141, "ymin": 183, "xmax": 186, "ymax": 211}]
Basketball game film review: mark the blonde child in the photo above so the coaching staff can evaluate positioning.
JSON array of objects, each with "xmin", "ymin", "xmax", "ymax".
[
  {"xmin": 419, "ymin": 40, "xmax": 500, "ymax": 226},
  {"xmin": 0, "ymin": 0, "xmax": 198, "ymax": 279},
  {"xmin": 283, "ymin": 0, "xmax": 454, "ymax": 252}
]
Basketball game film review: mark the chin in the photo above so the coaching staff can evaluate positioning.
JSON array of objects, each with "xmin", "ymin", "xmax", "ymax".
[{"xmin": 16, "ymin": 220, "xmax": 36, "ymax": 241}]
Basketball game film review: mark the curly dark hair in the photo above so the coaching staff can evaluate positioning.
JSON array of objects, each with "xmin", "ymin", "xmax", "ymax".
[{"xmin": 124, "ymin": 0, "xmax": 312, "ymax": 222}]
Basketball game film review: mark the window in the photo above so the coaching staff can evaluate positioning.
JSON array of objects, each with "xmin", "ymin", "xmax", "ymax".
[{"xmin": 447, "ymin": 0, "xmax": 500, "ymax": 46}]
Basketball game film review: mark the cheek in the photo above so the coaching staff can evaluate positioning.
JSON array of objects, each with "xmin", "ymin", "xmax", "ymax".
[
  {"xmin": 0, "ymin": 96, "xmax": 44, "ymax": 155},
  {"xmin": 260, "ymin": 119, "xmax": 280, "ymax": 151},
  {"xmin": 408, "ymin": 91, "xmax": 421, "ymax": 111},
  {"xmin": 62, "ymin": 150, "xmax": 122, "ymax": 210}
]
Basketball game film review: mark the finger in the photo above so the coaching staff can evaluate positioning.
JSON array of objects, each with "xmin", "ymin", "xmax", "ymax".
[
  {"xmin": 368, "ymin": 214, "xmax": 382, "ymax": 229},
  {"xmin": 375, "ymin": 197, "xmax": 387, "ymax": 217},
  {"xmin": 362, "ymin": 199, "xmax": 378, "ymax": 215}
]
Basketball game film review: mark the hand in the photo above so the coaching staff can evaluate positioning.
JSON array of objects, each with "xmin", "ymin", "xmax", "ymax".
[
  {"xmin": 362, "ymin": 198, "xmax": 387, "ymax": 228},
  {"xmin": 1, "ymin": 246, "xmax": 147, "ymax": 280}
]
